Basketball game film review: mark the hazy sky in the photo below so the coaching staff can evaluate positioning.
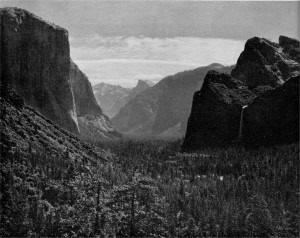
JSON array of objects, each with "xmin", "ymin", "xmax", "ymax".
[{"xmin": 1, "ymin": 1, "xmax": 299, "ymax": 87}]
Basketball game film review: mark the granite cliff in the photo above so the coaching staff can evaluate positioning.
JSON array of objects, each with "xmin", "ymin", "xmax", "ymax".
[
  {"xmin": 231, "ymin": 36, "xmax": 299, "ymax": 87},
  {"xmin": 0, "ymin": 7, "xmax": 120, "ymax": 140},
  {"xmin": 1, "ymin": 7, "xmax": 78, "ymax": 133},
  {"xmin": 183, "ymin": 36, "xmax": 299, "ymax": 150},
  {"xmin": 182, "ymin": 71, "xmax": 259, "ymax": 149}
]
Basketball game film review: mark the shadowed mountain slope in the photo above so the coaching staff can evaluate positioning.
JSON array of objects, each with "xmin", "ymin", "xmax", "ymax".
[
  {"xmin": 0, "ymin": 85, "xmax": 112, "ymax": 163},
  {"xmin": 93, "ymin": 80, "xmax": 153, "ymax": 118},
  {"xmin": 112, "ymin": 64, "xmax": 234, "ymax": 138},
  {"xmin": 243, "ymin": 75, "xmax": 299, "ymax": 146},
  {"xmin": 183, "ymin": 36, "xmax": 299, "ymax": 150}
]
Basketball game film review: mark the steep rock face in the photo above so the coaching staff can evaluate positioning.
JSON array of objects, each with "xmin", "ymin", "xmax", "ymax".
[
  {"xmin": 182, "ymin": 71, "xmax": 258, "ymax": 150},
  {"xmin": 70, "ymin": 60, "xmax": 103, "ymax": 117},
  {"xmin": 70, "ymin": 60, "xmax": 121, "ymax": 140},
  {"xmin": 0, "ymin": 7, "xmax": 79, "ymax": 134},
  {"xmin": 112, "ymin": 64, "xmax": 234, "ymax": 137},
  {"xmin": 243, "ymin": 75, "xmax": 299, "ymax": 146},
  {"xmin": 231, "ymin": 36, "xmax": 299, "ymax": 88},
  {"xmin": 0, "ymin": 8, "xmax": 119, "ymax": 140},
  {"xmin": 93, "ymin": 80, "xmax": 152, "ymax": 118},
  {"xmin": 183, "ymin": 36, "xmax": 299, "ymax": 150}
]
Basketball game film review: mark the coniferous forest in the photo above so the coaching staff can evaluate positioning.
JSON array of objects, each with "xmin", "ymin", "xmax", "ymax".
[{"xmin": 1, "ymin": 138, "xmax": 299, "ymax": 237}]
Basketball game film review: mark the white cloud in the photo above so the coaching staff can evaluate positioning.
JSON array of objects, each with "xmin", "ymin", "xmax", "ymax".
[
  {"xmin": 74, "ymin": 59, "xmax": 199, "ymax": 87},
  {"xmin": 70, "ymin": 36, "xmax": 245, "ymax": 87},
  {"xmin": 133, "ymin": 74, "xmax": 163, "ymax": 82},
  {"xmin": 71, "ymin": 35, "xmax": 244, "ymax": 65}
]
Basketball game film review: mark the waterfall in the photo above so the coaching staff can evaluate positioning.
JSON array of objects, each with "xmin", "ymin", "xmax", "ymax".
[{"xmin": 238, "ymin": 105, "xmax": 248, "ymax": 139}]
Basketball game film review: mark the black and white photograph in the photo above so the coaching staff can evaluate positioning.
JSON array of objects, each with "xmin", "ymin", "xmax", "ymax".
[{"xmin": 0, "ymin": 0, "xmax": 299, "ymax": 237}]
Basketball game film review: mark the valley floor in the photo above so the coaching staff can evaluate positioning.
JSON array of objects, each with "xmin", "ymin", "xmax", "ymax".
[{"xmin": 1, "ymin": 138, "xmax": 299, "ymax": 237}]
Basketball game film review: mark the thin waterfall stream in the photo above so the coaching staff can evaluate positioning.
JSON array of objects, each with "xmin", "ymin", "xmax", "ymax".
[{"xmin": 238, "ymin": 105, "xmax": 248, "ymax": 139}]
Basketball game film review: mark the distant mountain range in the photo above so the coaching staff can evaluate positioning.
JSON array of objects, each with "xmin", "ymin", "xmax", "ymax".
[
  {"xmin": 111, "ymin": 63, "xmax": 234, "ymax": 138},
  {"xmin": 93, "ymin": 80, "xmax": 154, "ymax": 118}
]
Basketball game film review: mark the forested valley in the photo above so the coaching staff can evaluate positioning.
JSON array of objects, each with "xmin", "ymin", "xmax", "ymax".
[{"xmin": 1, "ymin": 139, "xmax": 299, "ymax": 237}]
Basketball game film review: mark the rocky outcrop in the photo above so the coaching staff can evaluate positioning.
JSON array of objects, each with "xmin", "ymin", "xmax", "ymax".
[
  {"xmin": 0, "ymin": 7, "xmax": 120, "ymax": 140},
  {"xmin": 93, "ymin": 80, "xmax": 153, "ymax": 118},
  {"xmin": 112, "ymin": 64, "xmax": 234, "ymax": 137},
  {"xmin": 231, "ymin": 36, "xmax": 299, "ymax": 88},
  {"xmin": 243, "ymin": 75, "xmax": 299, "ymax": 146},
  {"xmin": 183, "ymin": 36, "xmax": 299, "ymax": 150}
]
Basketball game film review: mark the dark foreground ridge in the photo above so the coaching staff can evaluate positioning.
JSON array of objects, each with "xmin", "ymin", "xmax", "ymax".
[
  {"xmin": 183, "ymin": 36, "xmax": 299, "ymax": 151},
  {"xmin": 0, "ymin": 84, "xmax": 112, "ymax": 164}
]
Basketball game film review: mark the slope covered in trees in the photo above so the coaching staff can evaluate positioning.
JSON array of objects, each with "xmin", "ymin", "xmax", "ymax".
[{"xmin": 1, "ymin": 130, "xmax": 299, "ymax": 237}]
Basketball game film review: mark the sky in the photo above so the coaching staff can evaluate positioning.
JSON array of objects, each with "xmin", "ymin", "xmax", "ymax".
[{"xmin": 1, "ymin": 0, "xmax": 299, "ymax": 87}]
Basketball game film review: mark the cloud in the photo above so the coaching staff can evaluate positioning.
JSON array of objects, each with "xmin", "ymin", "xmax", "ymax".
[
  {"xmin": 133, "ymin": 74, "xmax": 163, "ymax": 82},
  {"xmin": 70, "ymin": 35, "xmax": 244, "ymax": 65},
  {"xmin": 74, "ymin": 59, "xmax": 199, "ymax": 87},
  {"xmin": 70, "ymin": 36, "xmax": 245, "ymax": 87}
]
